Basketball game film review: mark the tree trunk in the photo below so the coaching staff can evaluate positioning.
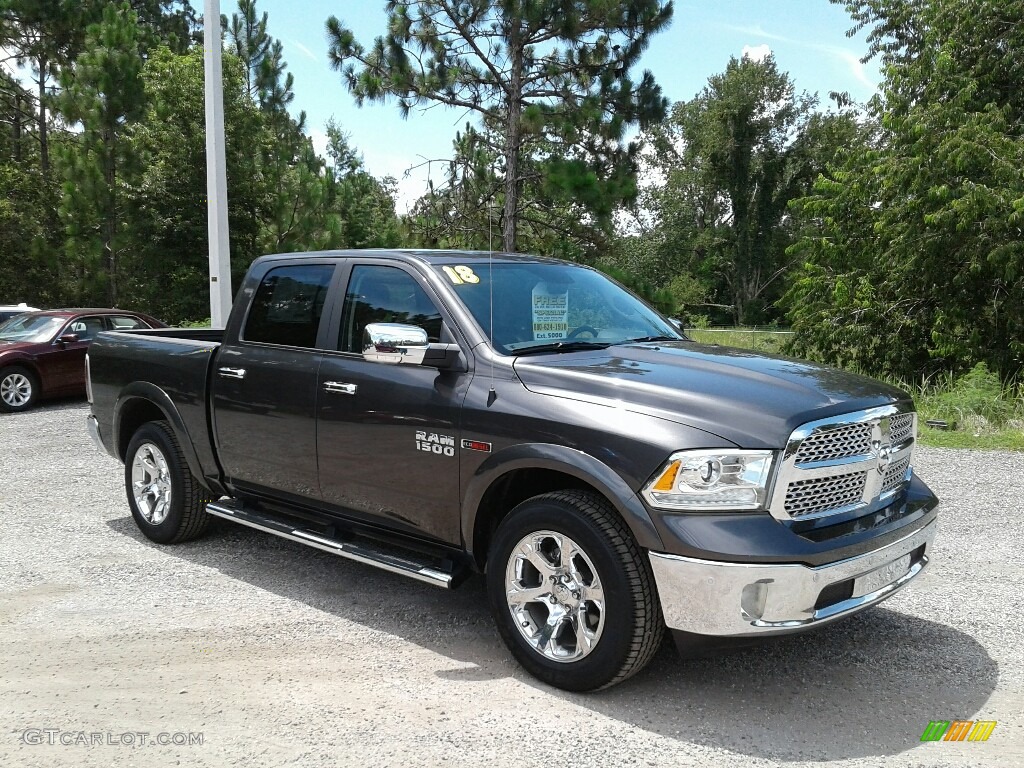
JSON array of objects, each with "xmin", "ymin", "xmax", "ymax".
[
  {"xmin": 501, "ymin": 27, "xmax": 523, "ymax": 253},
  {"xmin": 104, "ymin": 128, "xmax": 117, "ymax": 307},
  {"xmin": 38, "ymin": 55, "xmax": 49, "ymax": 175},
  {"xmin": 13, "ymin": 92, "xmax": 22, "ymax": 163}
]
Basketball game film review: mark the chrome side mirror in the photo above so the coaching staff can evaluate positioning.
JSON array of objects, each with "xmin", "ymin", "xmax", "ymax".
[{"xmin": 362, "ymin": 323, "xmax": 429, "ymax": 365}]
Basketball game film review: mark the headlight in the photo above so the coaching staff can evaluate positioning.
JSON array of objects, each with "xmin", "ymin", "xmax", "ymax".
[{"xmin": 641, "ymin": 450, "xmax": 774, "ymax": 511}]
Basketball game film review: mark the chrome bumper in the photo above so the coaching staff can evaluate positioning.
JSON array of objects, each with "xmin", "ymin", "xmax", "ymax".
[{"xmin": 649, "ymin": 519, "xmax": 936, "ymax": 637}]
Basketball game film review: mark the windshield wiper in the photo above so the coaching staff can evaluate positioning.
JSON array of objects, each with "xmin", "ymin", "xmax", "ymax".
[
  {"xmin": 621, "ymin": 335, "xmax": 680, "ymax": 344},
  {"xmin": 513, "ymin": 341, "xmax": 611, "ymax": 356}
]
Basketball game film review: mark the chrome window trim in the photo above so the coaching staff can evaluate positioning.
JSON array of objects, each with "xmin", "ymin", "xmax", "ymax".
[{"xmin": 768, "ymin": 403, "xmax": 917, "ymax": 522}]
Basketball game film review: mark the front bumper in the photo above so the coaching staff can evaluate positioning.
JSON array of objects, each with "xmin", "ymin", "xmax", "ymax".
[
  {"xmin": 649, "ymin": 518, "xmax": 936, "ymax": 637},
  {"xmin": 86, "ymin": 415, "xmax": 107, "ymax": 455}
]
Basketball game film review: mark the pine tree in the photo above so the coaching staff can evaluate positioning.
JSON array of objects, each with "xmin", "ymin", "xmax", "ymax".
[
  {"xmin": 326, "ymin": 0, "xmax": 673, "ymax": 252},
  {"xmin": 57, "ymin": 2, "xmax": 146, "ymax": 306}
]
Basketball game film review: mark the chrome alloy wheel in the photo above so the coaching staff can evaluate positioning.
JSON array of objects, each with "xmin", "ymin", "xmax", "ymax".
[
  {"xmin": 0, "ymin": 372, "xmax": 32, "ymax": 408},
  {"xmin": 131, "ymin": 442, "xmax": 172, "ymax": 525},
  {"xmin": 505, "ymin": 530, "xmax": 606, "ymax": 663}
]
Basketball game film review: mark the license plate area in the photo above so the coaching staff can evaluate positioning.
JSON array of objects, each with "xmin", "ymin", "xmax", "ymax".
[{"xmin": 853, "ymin": 552, "xmax": 912, "ymax": 597}]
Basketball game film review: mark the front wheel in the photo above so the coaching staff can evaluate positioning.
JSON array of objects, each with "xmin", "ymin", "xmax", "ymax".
[
  {"xmin": 0, "ymin": 366, "xmax": 38, "ymax": 412},
  {"xmin": 486, "ymin": 490, "xmax": 664, "ymax": 691},
  {"xmin": 125, "ymin": 420, "xmax": 210, "ymax": 544}
]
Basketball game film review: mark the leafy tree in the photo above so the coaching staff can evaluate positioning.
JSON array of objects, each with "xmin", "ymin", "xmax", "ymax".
[
  {"xmin": 0, "ymin": 1, "xmax": 195, "ymax": 175},
  {"xmin": 323, "ymin": 119, "xmax": 402, "ymax": 249},
  {"xmin": 0, "ymin": 162, "xmax": 61, "ymax": 305},
  {"xmin": 121, "ymin": 45, "xmax": 265, "ymax": 322},
  {"xmin": 406, "ymin": 122, "xmax": 607, "ymax": 259},
  {"xmin": 633, "ymin": 55, "xmax": 818, "ymax": 324},
  {"xmin": 786, "ymin": 0, "xmax": 1024, "ymax": 379},
  {"xmin": 325, "ymin": 0, "xmax": 673, "ymax": 251},
  {"xmin": 57, "ymin": 2, "xmax": 147, "ymax": 306}
]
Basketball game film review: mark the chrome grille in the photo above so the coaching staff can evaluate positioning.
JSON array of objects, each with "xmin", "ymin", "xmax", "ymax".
[
  {"xmin": 889, "ymin": 413, "xmax": 915, "ymax": 446},
  {"xmin": 784, "ymin": 471, "xmax": 868, "ymax": 517},
  {"xmin": 793, "ymin": 423, "xmax": 872, "ymax": 465},
  {"xmin": 882, "ymin": 455, "xmax": 911, "ymax": 495},
  {"xmin": 769, "ymin": 406, "xmax": 917, "ymax": 522}
]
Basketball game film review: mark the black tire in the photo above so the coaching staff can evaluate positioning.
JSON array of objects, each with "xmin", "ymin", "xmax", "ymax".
[
  {"xmin": 0, "ymin": 365, "xmax": 39, "ymax": 412},
  {"xmin": 124, "ymin": 420, "xmax": 210, "ymax": 544},
  {"xmin": 486, "ymin": 490, "xmax": 664, "ymax": 691}
]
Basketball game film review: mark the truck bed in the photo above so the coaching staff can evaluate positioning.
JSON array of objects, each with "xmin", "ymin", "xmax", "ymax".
[{"xmin": 88, "ymin": 327, "xmax": 225, "ymax": 491}]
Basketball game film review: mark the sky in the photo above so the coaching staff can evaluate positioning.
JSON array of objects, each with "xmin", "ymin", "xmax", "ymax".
[{"xmin": 238, "ymin": 0, "xmax": 882, "ymax": 211}]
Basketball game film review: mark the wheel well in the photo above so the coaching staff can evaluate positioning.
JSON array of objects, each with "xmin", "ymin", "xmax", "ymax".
[
  {"xmin": 117, "ymin": 399, "xmax": 166, "ymax": 460},
  {"xmin": 1, "ymin": 361, "xmax": 40, "ymax": 384},
  {"xmin": 471, "ymin": 468, "xmax": 603, "ymax": 569}
]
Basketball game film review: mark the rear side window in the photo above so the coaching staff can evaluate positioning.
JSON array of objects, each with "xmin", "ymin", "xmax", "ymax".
[
  {"xmin": 108, "ymin": 315, "xmax": 150, "ymax": 330},
  {"xmin": 244, "ymin": 265, "xmax": 334, "ymax": 348}
]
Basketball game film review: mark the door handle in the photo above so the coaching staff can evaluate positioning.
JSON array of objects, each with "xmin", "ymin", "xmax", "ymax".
[
  {"xmin": 324, "ymin": 381, "xmax": 357, "ymax": 395},
  {"xmin": 218, "ymin": 367, "xmax": 247, "ymax": 380}
]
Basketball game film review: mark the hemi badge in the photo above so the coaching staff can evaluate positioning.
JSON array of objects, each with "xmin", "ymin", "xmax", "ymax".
[{"xmin": 461, "ymin": 439, "xmax": 492, "ymax": 453}]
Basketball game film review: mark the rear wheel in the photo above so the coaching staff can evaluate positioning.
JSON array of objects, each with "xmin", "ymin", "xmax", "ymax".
[
  {"xmin": 125, "ymin": 420, "xmax": 210, "ymax": 544},
  {"xmin": 0, "ymin": 366, "xmax": 38, "ymax": 412},
  {"xmin": 486, "ymin": 490, "xmax": 664, "ymax": 691}
]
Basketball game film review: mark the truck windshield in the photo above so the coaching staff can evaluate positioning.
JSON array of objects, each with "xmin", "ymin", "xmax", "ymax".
[
  {"xmin": 0, "ymin": 314, "xmax": 66, "ymax": 343},
  {"xmin": 434, "ymin": 262, "xmax": 683, "ymax": 355}
]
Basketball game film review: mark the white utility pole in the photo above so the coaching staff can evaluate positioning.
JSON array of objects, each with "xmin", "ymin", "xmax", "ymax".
[{"xmin": 203, "ymin": 0, "xmax": 233, "ymax": 328}]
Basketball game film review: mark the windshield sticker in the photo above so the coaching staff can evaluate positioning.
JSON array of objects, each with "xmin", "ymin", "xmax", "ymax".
[
  {"xmin": 441, "ymin": 265, "xmax": 480, "ymax": 285},
  {"xmin": 532, "ymin": 284, "xmax": 569, "ymax": 341}
]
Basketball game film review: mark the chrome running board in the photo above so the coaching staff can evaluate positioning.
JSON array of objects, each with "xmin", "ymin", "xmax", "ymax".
[{"xmin": 206, "ymin": 500, "xmax": 458, "ymax": 588}]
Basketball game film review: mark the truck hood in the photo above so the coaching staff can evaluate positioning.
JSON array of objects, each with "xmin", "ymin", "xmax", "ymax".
[{"xmin": 512, "ymin": 341, "xmax": 911, "ymax": 449}]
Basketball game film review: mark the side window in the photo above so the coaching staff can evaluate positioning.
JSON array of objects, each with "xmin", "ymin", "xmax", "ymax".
[
  {"xmin": 339, "ymin": 266, "xmax": 443, "ymax": 353},
  {"xmin": 68, "ymin": 316, "xmax": 106, "ymax": 341},
  {"xmin": 107, "ymin": 315, "xmax": 149, "ymax": 330},
  {"xmin": 243, "ymin": 264, "xmax": 334, "ymax": 348}
]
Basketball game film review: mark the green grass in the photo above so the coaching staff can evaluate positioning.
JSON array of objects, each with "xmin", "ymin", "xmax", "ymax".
[
  {"xmin": 685, "ymin": 327, "xmax": 793, "ymax": 354},
  {"xmin": 688, "ymin": 329, "xmax": 1024, "ymax": 452}
]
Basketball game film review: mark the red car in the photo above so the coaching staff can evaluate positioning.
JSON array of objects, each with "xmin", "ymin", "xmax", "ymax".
[{"xmin": 0, "ymin": 309, "xmax": 164, "ymax": 412}]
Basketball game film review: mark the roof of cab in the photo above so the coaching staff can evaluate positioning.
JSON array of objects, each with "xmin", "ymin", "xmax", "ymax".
[{"xmin": 253, "ymin": 249, "xmax": 569, "ymax": 267}]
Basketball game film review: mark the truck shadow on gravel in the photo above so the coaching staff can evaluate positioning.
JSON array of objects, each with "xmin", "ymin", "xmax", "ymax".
[{"xmin": 107, "ymin": 516, "xmax": 997, "ymax": 763}]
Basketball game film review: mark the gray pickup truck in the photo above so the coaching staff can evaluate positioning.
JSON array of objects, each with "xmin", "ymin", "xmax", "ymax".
[{"xmin": 86, "ymin": 249, "xmax": 938, "ymax": 691}]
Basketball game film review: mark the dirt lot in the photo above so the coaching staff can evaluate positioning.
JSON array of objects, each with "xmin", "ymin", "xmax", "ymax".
[{"xmin": 1, "ymin": 401, "xmax": 1022, "ymax": 767}]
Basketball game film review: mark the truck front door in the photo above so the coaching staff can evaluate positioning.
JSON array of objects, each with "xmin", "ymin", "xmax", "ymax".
[{"xmin": 316, "ymin": 262, "xmax": 470, "ymax": 544}]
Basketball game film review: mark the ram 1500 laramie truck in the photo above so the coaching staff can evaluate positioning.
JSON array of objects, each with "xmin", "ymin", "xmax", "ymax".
[{"xmin": 86, "ymin": 250, "xmax": 938, "ymax": 691}]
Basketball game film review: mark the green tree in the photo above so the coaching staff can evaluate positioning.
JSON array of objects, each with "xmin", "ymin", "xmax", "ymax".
[
  {"xmin": 121, "ymin": 45, "xmax": 264, "ymax": 323},
  {"xmin": 0, "ymin": 1, "xmax": 195, "ymax": 175},
  {"xmin": 325, "ymin": 0, "xmax": 672, "ymax": 252},
  {"xmin": 57, "ymin": 2, "xmax": 146, "ymax": 306},
  {"xmin": 786, "ymin": 0, "xmax": 1024, "ymax": 379},
  {"xmin": 0, "ymin": 162, "xmax": 61, "ymax": 305},
  {"xmin": 636, "ymin": 55, "xmax": 818, "ymax": 324}
]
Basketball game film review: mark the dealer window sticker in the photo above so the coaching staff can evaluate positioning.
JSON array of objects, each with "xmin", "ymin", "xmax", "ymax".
[{"xmin": 532, "ymin": 283, "xmax": 569, "ymax": 341}]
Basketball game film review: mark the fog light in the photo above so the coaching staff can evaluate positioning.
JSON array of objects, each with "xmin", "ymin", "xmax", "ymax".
[{"xmin": 740, "ymin": 581, "xmax": 770, "ymax": 621}]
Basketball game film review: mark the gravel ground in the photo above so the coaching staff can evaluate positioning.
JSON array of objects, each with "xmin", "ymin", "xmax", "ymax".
[{"xmin": 1, "ymin": 400, "xmax": 1022, "ymax": 768}]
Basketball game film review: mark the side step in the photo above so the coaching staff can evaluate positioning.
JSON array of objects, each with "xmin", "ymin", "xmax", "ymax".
[{"xmin": 205, "ymin": 500, "xmax": 462, "ymax": 589}]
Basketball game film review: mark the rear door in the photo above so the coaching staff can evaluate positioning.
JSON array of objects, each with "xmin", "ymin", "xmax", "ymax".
[
  {"xmin": 315, "ymin": 261, "xmax": 472, "ymax": 543},
  {"xmin": 211, "ymin": 262, "xmax": 338, "ymax": 504}
]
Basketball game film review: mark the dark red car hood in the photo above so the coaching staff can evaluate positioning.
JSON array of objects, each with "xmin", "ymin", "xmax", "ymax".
[{"xmin": 0, "ymin": 340, "xmax": 47, "ymax": 353}]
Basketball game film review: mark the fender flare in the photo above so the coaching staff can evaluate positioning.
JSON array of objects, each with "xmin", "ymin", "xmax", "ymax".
[
  {"xmin": 113, "ymin": 382, "xmax": 210, "ymax": 491},
  {"xmin": 461, "ymin": 442, "xmax": 665, "ymax": 561}
]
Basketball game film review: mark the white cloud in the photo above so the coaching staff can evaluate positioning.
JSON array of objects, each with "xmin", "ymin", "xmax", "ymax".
[
  {"xmin": 742, "ymin": 44, "xmax": 772, "ymax": 63},
  {"xmin": 289, "ymin": 39, "xmax": 318, "ymax": 63},
  {"xmin": 720, "ymin": 23, "xmax": 877, "ymax": 93}
]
